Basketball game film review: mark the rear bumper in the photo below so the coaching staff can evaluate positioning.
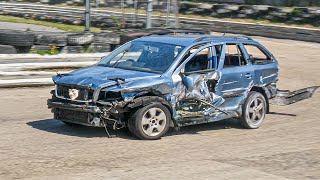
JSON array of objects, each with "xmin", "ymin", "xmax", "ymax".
[{"xmin": 270, "ymin": 86, "xmax": 319, "ymax": 106}]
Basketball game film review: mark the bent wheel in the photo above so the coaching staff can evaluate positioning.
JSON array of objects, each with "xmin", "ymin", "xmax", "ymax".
[
  {"xmin": 128, "ymin": 103, "xmax": 171, "ymax": 140},
  {"xmin": 240, "ymin": 91, "xmax": 267, "ymax": 129}
]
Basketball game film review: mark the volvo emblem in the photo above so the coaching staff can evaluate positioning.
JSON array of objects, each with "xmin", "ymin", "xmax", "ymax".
[{"xmin": 68, "ymin": 89, "xmax": 79, "ymax": 100}]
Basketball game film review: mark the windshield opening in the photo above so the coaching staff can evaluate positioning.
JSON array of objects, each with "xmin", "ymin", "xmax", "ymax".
[{"xmin": 98, "ymin": 41, "xmax": 185, "ymax": 73}]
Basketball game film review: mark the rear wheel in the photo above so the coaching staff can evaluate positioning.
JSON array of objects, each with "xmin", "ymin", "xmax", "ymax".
[
  {"xmin": 128, "ymin": 103, "xmax": 171, "ymax": 140},
  {"xmin": 240, "ymin": 91, "xmax": 267, "ymax": 129}
]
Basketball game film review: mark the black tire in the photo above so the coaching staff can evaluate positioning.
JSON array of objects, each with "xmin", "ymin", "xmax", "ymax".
[
  {"xmin": 67, "ymin": 33, "xmax": 94, "ymax": 45},
  {"xmin": 120, "ymin": 34, "xmax": 140, "ymax": 44},
  {"xmin": 35, "ymin": 33, "xmax": 67, "ymax": 46},
  {"xmin": 87, "ymin": 43, "xmax": 111, "ymax": 53},
  {"xmin": 61, "ymin": 46, "xmax": 84, "ymax": 54},
  {"xmin": 30, "ymin": 45, "xmax": 51, "ymax": 51},
  {"xmin": 240, "ymin": 91, "xmax": 267, "ymax": 129},
  {"xmin": 0, "ymin": 30, "xmax": 35, "ymax": 46},
  {"xmin": 93, "ymin": 32, "xmax": 120, "ymax": 44},
  {"xmin": 128, "ymin": 103, "xmax": 171, "ymax": 140},
  {"xmin": 0, "ymin": 45, "xmax": 17, "ymax": 54}
]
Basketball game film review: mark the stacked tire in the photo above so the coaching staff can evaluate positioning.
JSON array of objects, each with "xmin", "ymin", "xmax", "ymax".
[
  {"xmin": 0, "ymin": 30, "xmax": 35, "ymax": 46},
  {"xmin": 0, "ymin": 29, "xmax": 123, "ymax": 54},
  {"xmin": 35, "ymin": 32, "xmax": 68, "ymax": 46},
  {"xmin": 0, "ymin": 45, "xmax": 17, "ymax": 54},
  {"xmin": 67, "ymin": 33, "xmax": 94, "ymax": 45},
  {"xmin": 89, "ymin": 32, "xmax": 120, "ymax": 52},
  {"xmin": 0, "ymin": 30, "xmax": 35, "ymax": 53}
]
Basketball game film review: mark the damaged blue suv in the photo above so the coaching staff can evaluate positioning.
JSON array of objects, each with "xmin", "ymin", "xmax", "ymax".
[{"xmin": 48, "ymin": 35, "xmax": 281, "ymax": 140}]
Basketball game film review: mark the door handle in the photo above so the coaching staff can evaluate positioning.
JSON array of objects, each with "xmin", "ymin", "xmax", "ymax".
[{"xmin": 245, "ymin": 73, "xmax": 252, "ymax": 79}]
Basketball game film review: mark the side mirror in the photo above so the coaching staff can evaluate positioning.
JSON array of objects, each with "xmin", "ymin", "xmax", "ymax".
[{"xmin": 182, "ymin": 76, "xmax": 194, "ymax": 92}]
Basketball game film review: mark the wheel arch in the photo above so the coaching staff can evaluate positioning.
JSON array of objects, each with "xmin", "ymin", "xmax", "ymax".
[
  {"xmin": 250, "ymin": 86, "xmax": 270, "ymax": 113},
  {"xmin": 125, "ymin": 95, "xmax": 175, "ymax": 127}
]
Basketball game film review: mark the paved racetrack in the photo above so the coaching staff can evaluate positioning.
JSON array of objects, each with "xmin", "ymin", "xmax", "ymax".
[{"xmin": 0, "ymin": 36, "xmax": 319, "ymax": 179}]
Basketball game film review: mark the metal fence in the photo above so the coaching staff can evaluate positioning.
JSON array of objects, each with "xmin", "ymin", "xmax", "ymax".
[
  {"xmin": 185, "ymin": 0, "xmax": 320, "ymax": 6},
  {"xmin": 86, "ymin": 0, "xmax": 180, "ymax": 30}
]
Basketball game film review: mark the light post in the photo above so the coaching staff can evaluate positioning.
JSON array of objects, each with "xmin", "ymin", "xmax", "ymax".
[
  {"xmin": 85, "ymin": 0, "xmax": 91, "ymax": 32},
  {"xmin": 134, "ymin": 0, "xmax": 138, "ymax": 26},
  {"xmin": 172, "ymin": 0, "xmax": 180, "ymax": 28},
  {"xmin": 166, "ymin": 0, "xmax": 170, "ymax": 27},
  {"xmin": 146, "ymin": 0, "xmax": 153, "ymax": 29}
]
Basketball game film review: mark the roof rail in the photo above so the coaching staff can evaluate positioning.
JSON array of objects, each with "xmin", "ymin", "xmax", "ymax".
[
  {"xmin": 194, "ymin": 35, "xmax": 253, "ymax": 42},
  {"xmin": 243, "ymin": 36, "xmax": 253, "ymax": 40},
  {"xmin": 194, "ymin": 36, "xmax": 214, "ymax": 42},
  {"xmin": 143, "ymin": 28, "xmax": 210, "ymax": 37}
]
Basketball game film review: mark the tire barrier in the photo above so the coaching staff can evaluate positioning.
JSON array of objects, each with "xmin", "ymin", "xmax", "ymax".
[
  {"xmin": 0, "ymin": 30, "xmax": 121, "ymax": 54},
  {"xmin": 35, "ymin": 32, "xmax": 68, "ymax": 46},
  {"xmin": 67, "ymin": 33, "xmax": 94, "ymax": 46},
  {"xmin": 30, "ymin": 45, "xmax": 52, "ymax": 51},
  {"xmin": 0, "ymin": 45, "xmax": 17, "ymax": 54},
  {"xmin": 61, "ymin": 46, "xmax": 84, "ymax": 53},
  {"xmin": 0, "ymin": 2, "xmax": 319, "ymax": 43},
  {"xmin": 0, "ymin": 30, "xmax": 35, "ymax": 46},
  {"xmin": 87, "ymin": 43, "xmax": 111, "ymax": 53},
  {"xmin": 93, "ymin": 32, "xmax": 120, "ymax": 44}
]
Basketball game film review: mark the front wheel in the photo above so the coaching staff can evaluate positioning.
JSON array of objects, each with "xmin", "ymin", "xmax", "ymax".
[
  {"xmin": 240, "ymin": 91, "xmax": 267, "ymax": 129},
  {"xmin": 128, "ymin": 103, "xmax": 171, "ymax": 140}
]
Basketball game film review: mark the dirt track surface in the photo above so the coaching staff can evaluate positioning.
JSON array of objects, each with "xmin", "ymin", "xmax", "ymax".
[{"xmin": 0, "ymin": 37, "xmax": 320, "ymax": 179}]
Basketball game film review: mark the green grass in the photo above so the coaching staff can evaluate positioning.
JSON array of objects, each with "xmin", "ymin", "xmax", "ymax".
[{"xmin": 0, "ymin": 15, "xmax": 102, "ymax": 32}]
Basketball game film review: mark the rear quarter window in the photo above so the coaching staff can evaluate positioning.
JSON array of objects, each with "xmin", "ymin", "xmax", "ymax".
[{"xmin": 243, "ymin": 44, "xmax": 272, "ymax": 64}]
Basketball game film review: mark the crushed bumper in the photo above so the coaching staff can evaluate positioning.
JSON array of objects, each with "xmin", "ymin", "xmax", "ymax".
[
  {"xmin": 47, "ymin": 99, "xmax": 101, "ymax": 113},
  {"xmin": 47, "ymin": 99, "xmax": 103, "ymax": 127}
]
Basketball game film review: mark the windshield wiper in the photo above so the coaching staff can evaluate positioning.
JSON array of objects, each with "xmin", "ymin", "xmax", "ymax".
[{"xmin": 112, "ymin": 46, "xmax": 132, "ymax": 68}]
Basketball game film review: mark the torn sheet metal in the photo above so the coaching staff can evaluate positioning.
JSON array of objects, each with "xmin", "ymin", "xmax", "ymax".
[{"xmin": 171, "ymin": 72, "xmax": 225, "ymax": 119}]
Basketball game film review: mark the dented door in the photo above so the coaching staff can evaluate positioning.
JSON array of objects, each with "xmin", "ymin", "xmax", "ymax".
[{"xmin": 215, "ymin": 43, "xmax": 254, "ymax": 98}]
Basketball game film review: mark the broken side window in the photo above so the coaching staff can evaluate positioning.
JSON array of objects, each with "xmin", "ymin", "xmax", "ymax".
[
  {"xmin": 184, "ymin": 47, "xmax": 211, "ymax": 73},
  {"xmin": 213, "ymin": 45, "xmax": 222, "ymax": 70},
  {"xmin": 224, "ymin": 44, "xmax": 246, "ymax": 68},
  {"xmin": 243, "ymin": 44, "xmax": 272, "ymax": 64},
  {"xmin": 178, "ymin": 44, "xmax": 207, "ymax": 66}
]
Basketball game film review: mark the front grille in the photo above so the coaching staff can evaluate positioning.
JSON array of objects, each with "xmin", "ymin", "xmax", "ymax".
[{"xmin": 56, "ymin": 85, "xmax": 93, "ymax": 101}]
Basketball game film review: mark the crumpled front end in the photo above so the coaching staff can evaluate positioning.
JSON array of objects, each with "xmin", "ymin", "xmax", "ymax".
[
  {"xmin": 48, "ymin": 69, "xmax": 173, "ymax": 128},
  {"xmin": 48, "ymin": 84, "xmax": 104, "ymax": 127}
]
